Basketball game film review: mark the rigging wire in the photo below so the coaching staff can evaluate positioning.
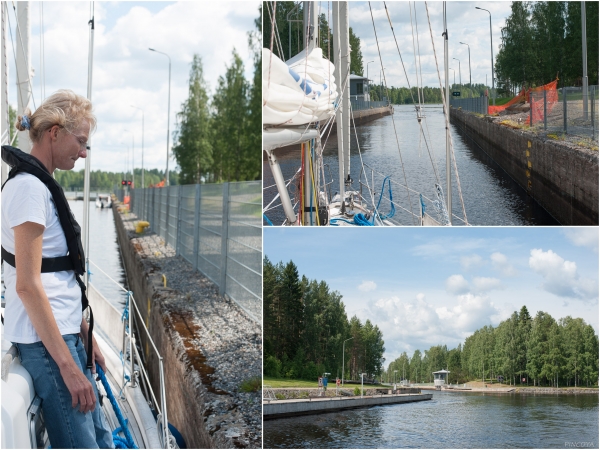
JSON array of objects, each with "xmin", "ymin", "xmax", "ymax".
[
  {"xmin": 424, "ymin": 1, "xmax": 468, "ymax": 224},
  {"xmin": 368, "ymin": 1, "xmax": 416, "ymax": 224},
  {"xmin": 383, "ymin": 1, "xmax": 441, "ymax": 188}
]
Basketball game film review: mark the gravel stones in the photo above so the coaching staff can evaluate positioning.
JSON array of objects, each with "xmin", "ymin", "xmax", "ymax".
[{"xmin": 119, "ymin": 211, "xmax": 262, "ymax": 448}]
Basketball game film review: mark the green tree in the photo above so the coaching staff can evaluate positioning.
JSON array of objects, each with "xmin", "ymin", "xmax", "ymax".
[
  {"xmin": 212, "ymin": 49, "xmax": 249, "ymax": 182},
  {"xmin": 349, "ymin": 27, "xmax": 363, "ymax": 76},
  {"xmin": 172, "ymin": 55, "xmax": 213, "ymax": 185}
]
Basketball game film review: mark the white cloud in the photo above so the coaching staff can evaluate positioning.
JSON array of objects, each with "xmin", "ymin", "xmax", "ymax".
[
  {"xmin": 366, "ymin": 292, "xmax": 500, "ymax": 359},
  {"xmin": 472, "ymin": 277, "xmax": 504, "ymax": 293},
  {"xmin": 490, "ymin": 252, "xmax": 517, "ymax": 277},
  {"xmin": 445, "ymin": 274, "xmax": 470, "ymax": 295},
  {"xmin": 461, "ymin": 254, "xmax": 483, "ymax": 270},
  {"xmin": 358, "ymin": 280, "xmax": 377, "ymax": 292},
  {"xmin": 563, "ymin": 228, "xmax": 599, "ymax": 253},
  {"xmin": 529, "ymin": 249, "xmax": 598, "ymax": 301}
]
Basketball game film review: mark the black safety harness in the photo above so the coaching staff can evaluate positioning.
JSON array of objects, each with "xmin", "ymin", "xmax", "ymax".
[{"xmin": 1, "ymin": 145, "xmax": 94, "ymax": 369}]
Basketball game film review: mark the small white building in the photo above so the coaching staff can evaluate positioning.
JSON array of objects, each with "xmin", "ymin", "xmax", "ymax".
[{"xmin": 433, "ymin": 369, "xmax": 450, "ymax": 388}]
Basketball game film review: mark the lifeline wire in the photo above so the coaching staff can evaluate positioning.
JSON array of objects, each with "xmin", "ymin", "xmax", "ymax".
[{"xmin": 368, "ymin": 2, "xmax": 416, "ymax": 224}]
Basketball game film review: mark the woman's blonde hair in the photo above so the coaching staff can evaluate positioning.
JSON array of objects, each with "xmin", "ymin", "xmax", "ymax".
[{"xmin": 15, "ymin": 89, "xmax": 97, "ymax": 142}]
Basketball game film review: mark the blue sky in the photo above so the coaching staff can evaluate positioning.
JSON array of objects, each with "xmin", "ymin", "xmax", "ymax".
[
  {"xmin": 6, "ymin": 1, "xmax": 260, "ymax": 173},
  {"xmin": 264, "ymin": 227, "xmax": 599, "ymax": 366}
]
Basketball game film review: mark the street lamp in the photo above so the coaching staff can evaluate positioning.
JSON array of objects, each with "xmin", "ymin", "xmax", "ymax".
[
  {"xmin": 475, "ymin": 6, "xmax": 495, "ymax": 105},
  {"xmin": 459, "ymin": 41, "xmax": 471, "ymax": 87},
  {"xmin": 360, "ymin": 373, "xmax": 366, "ymax": 397},
  {"xmin": 130, "ymin": 105, "xmax": 145, "ymax": 190},
  {"xmin": 149, "ymin": 47, "xmax": 172, "ymax": 186},
  {"xmin": 449, "ymin": 68, "xmax": 456, "ymax": 86},
  {"xmin": 342, "ymin": 337, "xmax": 354, "ymax": 387},
  {"xmin": 453, "ymin": 58, "xmax": 461, "ymax": 87},
  {"xmin": 366, "ymin": 60, "xmax": 374, "ymax": 105},
  {"xmin": 393, "ymin": 369, "xmax": 398, "ymax": 387}
]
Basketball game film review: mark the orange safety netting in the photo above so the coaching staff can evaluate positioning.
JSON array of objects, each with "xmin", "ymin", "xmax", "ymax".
[
  {"xmin": 487, "ymin": 79, "xmax": 559, "ymax": 124},
  {"xmin": 488, "ymin": 87, "xmax": 528, "ymax": 115},
  {"xmin": 525, "ymin": 79, "xmax": 558, "ymax": 125}
]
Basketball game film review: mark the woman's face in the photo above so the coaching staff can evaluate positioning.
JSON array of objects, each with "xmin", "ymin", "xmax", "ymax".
[{"xmin": 53, "ymin": 121, "xmax": 90, "ymax": 170}]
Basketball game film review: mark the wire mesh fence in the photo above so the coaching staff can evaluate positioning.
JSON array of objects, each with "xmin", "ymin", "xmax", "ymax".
[
  {"xmin": 529, "ymin": 85, "xmax": 598, "ymax": 141},
  {"xmin": 116, "ymin": 181, "xmax": 262, "ymax": 323},
  {"xmin": 450, "ymin": 95, "xmax": 489, "ymax": 115}
]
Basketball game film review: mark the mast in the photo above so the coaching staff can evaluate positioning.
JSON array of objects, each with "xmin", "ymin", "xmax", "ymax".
[
  {"xmin": 303, "ymin": 2, "xmax": 318, "ymax": 225},
  {"xmin": 443, "ymin": 2, "xmax": 452, "ymax": 223},
  {"xmin": 16, "ymin": 2, "xmax": 32, "ymax": 154},
  {"xmin": 333, "ymin": 2, "xmax": 345, "ymax": 213},
  {"xmin": 82, "ymin": 4, "xmax": 94, "ymax": 286},
  {"xmin": 340, "ymin": 2, "xmax": 350, "ymax": 187},
  {"xmin": 1, "ymin": 3, "xmax": 9, "ymax": 183}
]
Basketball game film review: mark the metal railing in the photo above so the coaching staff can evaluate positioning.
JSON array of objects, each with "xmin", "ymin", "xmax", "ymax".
[
  {"xmin": 117, "ymin": 182, "xmax": 262, "ymax": 323},
  {"xmin": 450, "ymin": 95, "xmax": 489, "ymax": 114},
  {"xmin": 530, "ymin": 85, "xmax": 598, "ymax": 140},
  {"xmin": 350, "ymin": 99, "xmax": 390, "ymax": 111}
]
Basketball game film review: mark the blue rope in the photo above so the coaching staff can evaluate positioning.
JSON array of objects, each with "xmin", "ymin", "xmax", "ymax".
[
  {"xmin": 375, "ymin": 176, "xmax": 395, "ymax": 221},
  {"xmin": 263, "ymin": 214, "xmax": 274, "ymax": 226},
  {"xmin": 96, "ymin": 365, "xmax": 138, "ymax": 448},
  {"xmin": 353, "ymin": 213, "xmax": 374, "ymax": 226}
]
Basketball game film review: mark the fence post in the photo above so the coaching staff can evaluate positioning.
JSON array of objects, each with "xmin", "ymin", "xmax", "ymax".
[
  {"xmin": 543, "ymin": 89, "xmax": 547, "ymax": 130},
  {"xmin": 193, "ymin": 184, "xmax": 201, "ymax": 272},
  {"xmin": 151, "ymin": 188, "xmax": 156, "ymax": 232},
  {"xmin": 176, "ymin": 185, "xmax": 183, "ymax": 255},
  {"xmin": 563, "ymin": 86, "xmax": 568, "ymax": 133},
  {"xmin": 529, "ymin": 93, "xmax": 533, "ymax": 127},
  {"xmin": 164, "ymin": 187, "xmax": 171, "ymax": 243},
  {"xmin": 219, "ymin": 182, "xmax": 230, "ymax": 296},
  {"xmin": 591, "ymin": 86, "xmax": 595, "ymax": 138}
]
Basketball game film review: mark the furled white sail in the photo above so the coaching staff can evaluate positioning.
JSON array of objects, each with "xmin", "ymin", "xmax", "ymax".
[{"xmin": 262, "ymin": 47, "xmax": 338, "ymax": 126}]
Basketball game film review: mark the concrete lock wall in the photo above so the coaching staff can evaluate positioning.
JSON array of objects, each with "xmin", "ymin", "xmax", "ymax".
[
  {"xmin": 450, "ymin": 108, "xmax": 599, "ymax": 225},
  {"xmin": 263, "ymin": 393, "xmax": 433, "ymax": 419},
  {"xmin": 112, "ymin": 205, "xmax": 215, "ymax": 449}
]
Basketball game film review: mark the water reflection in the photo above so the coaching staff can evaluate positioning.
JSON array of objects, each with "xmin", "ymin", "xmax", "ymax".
[
  {"xmin": 263, "ymin": 105, "xmax": 559, "ymax": 226},
  {"xmin": 69, "ymin": 200, "xmax": 128, "ymax": 311},
  {"xmin": 264, "ymin": 391, "xmax": 598, "ymax": 448}
]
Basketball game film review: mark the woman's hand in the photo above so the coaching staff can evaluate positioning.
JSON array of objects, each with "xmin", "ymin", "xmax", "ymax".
[{"xmin": 15, "ymin": 221, "xmax": 96, "ymax": 413}]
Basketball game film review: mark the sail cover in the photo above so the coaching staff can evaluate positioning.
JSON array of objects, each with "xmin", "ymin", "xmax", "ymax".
[{"xmin": 263, "ymin": 48, "xmax": 338, "ymax": 126}]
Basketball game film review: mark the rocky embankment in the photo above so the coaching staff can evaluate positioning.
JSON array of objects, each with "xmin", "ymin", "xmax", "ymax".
[{"xmin": 113, "ymin": 202, "xmax": 262, "ymax": 448}]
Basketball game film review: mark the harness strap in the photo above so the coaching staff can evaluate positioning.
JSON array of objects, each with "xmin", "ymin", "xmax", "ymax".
[
  {"xmin": 2, "ymin": 247, "xmax": 94, "ymax": 369},
  {"xmin": 1, "ymin": 246, "xmax": 74, "ymax": 273}
]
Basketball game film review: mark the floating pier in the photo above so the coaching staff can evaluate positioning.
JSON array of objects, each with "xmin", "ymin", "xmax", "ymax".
[{"xmin": 263, "ymin": 393, "xmax": 432, "ymax": 420}]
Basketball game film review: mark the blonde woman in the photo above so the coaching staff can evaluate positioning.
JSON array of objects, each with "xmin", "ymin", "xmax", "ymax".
[{"xmin": 1, "ymin": 90, "xmax": 113, "ymax": 448}]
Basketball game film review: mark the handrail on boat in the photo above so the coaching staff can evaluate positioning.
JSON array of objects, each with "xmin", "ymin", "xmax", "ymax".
[
  {"xmin": 1, "ymin": 345, "xmax": 18, "ymax": 382},
  {"xmin": 88, "ymin": 259, "xmax": 172, "ymax": 448}
]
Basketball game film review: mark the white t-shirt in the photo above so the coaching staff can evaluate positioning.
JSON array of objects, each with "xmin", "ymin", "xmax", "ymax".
[{"xmin": 1, "ymin": 173, "xmax": 82, "ymax": 343}]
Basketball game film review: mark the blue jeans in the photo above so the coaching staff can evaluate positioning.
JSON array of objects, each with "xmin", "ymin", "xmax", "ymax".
[{"xmin": 14, "ymin": 334, "xmax": 115, "ymax": 449}]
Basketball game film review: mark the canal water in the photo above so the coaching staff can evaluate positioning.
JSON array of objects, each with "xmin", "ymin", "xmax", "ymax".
[
  {"xmin": 263, "ymin": 391, "xmax": 599, "ymax": 448},
  {"xmin": 69, "ymin": 199, "xmax": 128, "ymax": 311},
  {"xmin": 263, "ymin": 104, "xmax": 558, "ymax": 226}
]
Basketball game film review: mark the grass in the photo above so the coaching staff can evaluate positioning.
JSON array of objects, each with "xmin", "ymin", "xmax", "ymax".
[
  {"xmin": 239, "ymin": 376, "xmax": 262, "ymax": 393},
  {"xmin": 490, "ymin": 97, "xmax": 514, "ymax": 106},
  {"xmin": 263, "ymin": 376, "xmax": 389, "ymax": 389}
]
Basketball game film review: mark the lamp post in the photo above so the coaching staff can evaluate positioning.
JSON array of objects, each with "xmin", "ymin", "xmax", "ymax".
[
  {"xmin": 449, "ymin": 68, "xmax": 456, "ymax": 87},
  {"xmin": 394, "ymin": 369, "xmax": 398, "ymax": 387},
  {"xmin": 342, "ymin": 337, "xmax": 354, "ymax": 387},
  {"xmin": 453, "ymin": 58, "xmax": 461, "ymax": 88},
  {"xmin": 130, "ymin": 105, "xmax": 144, "ymax": 189},
  {"xmin": 149, "ymin": 48, "xmax": 172, "ymax": 186},
  {"xmin": 475, "ymin": 7, "xmax": 495, "ymax": 105},
  {"xmin": 459, "ymin": 41, "xmax": 471, "ymax": 87},
  {"xmin": 366, "ymin": 60, "xmax": 374, "ymax": 105},
  {"xmin": 360, "ymin": 373, "xmax": 366, "ymax": 397}
]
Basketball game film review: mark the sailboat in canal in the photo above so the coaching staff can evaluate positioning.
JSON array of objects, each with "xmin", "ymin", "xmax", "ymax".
[
  {"xmin": 1, "ymin": 3, "xmax": 177, "ymax": 448},
  {"xmin": 263, "ymin": 1, "xmax": 469, "ymax": 226}
]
